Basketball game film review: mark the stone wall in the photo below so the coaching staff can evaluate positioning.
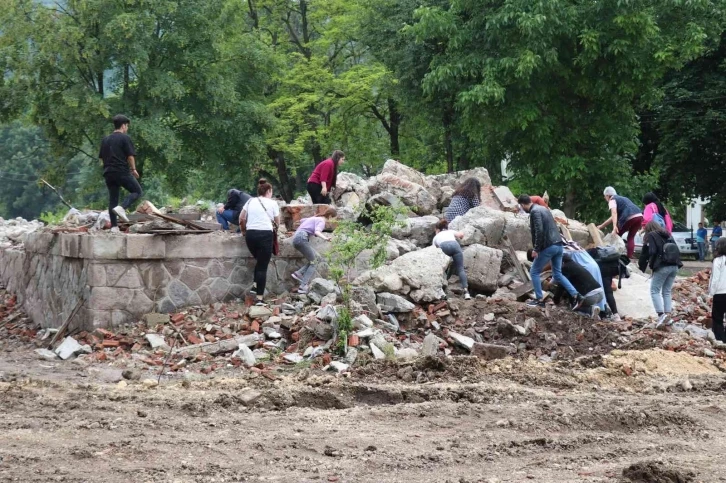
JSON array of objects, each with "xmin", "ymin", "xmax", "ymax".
[{"xmin": 1, "ymin": 232, "xmax": 328, "ymax": 330}]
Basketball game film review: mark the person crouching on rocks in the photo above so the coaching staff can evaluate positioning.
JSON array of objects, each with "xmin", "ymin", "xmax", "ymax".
[
  {"xmin": 292, "ymin": 206, "xmax": 337, "ymax": 294},
  {"xmin": 433, "ymin": 219, "xmax": 470, "ymax": 300},
  {"xmin": 444, "ymin": 177, "xmax": 481, "ymax": 222}
]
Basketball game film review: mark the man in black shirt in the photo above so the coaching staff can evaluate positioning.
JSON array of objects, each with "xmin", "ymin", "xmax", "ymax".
[
  {"xmin": 99, "ymin": 114, "xmax": 143, "ymax": 230},
  {"xmin": 217, "ymin": 189, "xmax": 251, "ymax": 231}
]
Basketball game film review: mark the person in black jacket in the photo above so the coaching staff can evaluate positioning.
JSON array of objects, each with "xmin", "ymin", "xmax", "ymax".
[
  {"xmin": 638, "ymin": 220, "xmax": 682, "ymax": 327},
  {"xmin": 217, "ymin": 189, "xmax": 251, "ymax": 232},
  {"xmin": 546, "ymin": 252, "xmax": 605, "ymax": 318},
  {"xmin": 518, "ymin": 194, "xmax": 584, "ymax": 309}
]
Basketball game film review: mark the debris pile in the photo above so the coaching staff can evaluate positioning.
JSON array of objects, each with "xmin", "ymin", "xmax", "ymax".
[
  {"xmin": 0, "ymin": 217, "xmax": 43, "ymax": 246},
  {"xmin": 672, "ymin": 269, "xmax": 713, "ymax": 325}
]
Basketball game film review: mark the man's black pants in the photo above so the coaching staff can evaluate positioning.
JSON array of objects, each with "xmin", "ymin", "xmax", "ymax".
[{"xmin": 105, "ymin": 172, "xmax": 143, "ymax": 227}]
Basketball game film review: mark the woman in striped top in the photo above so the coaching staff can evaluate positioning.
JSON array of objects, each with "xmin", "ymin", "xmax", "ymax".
[{"xmin": 444, "ymin": 177, "xmax": 481, "ymax": 222}]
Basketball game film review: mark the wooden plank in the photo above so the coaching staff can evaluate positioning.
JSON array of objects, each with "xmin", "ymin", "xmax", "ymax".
[
  {"xmin": 559, "ymin": 224, "xmax": 573, "ymax": 241},
  {"xmin": 47, "ymin": 298, "xmax": 84, "ymax": 349},
  {"xmin": 151, "ymin": 213, "xmax": 207, "ymax": 231},
  {"xmin": 501, "ymin": 235, "xmax": 529, "ymax": 282},
  {"xmin": 587, "ymin": 223, "xmax": 604, "ymax": 247},
  {"xmin": 128, "ymin": 213, "xmax": 201, "ymax": 222}
]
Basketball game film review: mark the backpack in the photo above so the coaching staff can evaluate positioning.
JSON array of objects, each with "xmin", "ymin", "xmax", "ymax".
[
  {"xmin": 590, "ymin": 245, "xmax": 621, "ymax": 264},
  {"xmin": 662, "ymin": 237, "xmax": 681, "ymax": 265},
  {"xmin": 651, "ymin": 212, "xmax": 666, "ymax": 229}
]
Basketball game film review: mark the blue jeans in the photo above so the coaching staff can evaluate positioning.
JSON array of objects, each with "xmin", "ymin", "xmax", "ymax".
[
  {"xmin": 216, "ymin": 210, "xmax": 239, "ymax": 231},
  {"xmin": 650, "ymin": 264, "xmax": 678, "ymax": 314},
  {"xmin": 697, "ymin": 242, "xmax": 706, "ymax": 261},
  {"xmin": 531, "ymin": 244, "xmax": 578, "ymax": 300}
]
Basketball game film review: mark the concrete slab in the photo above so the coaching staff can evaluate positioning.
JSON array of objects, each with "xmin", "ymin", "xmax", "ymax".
[{"xmin": 613, "ymin": 268, "xmax": 658, "ymax": 319}]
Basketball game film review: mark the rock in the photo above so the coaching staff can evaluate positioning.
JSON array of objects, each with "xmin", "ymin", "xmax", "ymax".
[
  {"xmin": 463, "ymin": 244, "xmax": 504, "ymax": 293},
  {"xmin": 238, "ymin": 333, "xmax": 261, "ymax": 348},
  {"xmin": 238, "ymin": 388, "xmax": 262, "ymax": 406},
  {"xmin": 233, "ymin": 344, "xmax": 257, "ymax": 366},
  {"xmin": 355, "ymin": 246, "xmax": 450, "ymax": 303},
  {"xmin": 122, "ymin": 369, "xmax": 142, "ymax": 381},
  {"xmin": 308, "ymin": 278, "xmax": 338, "ymax": 304},
  {"xmin": 523, "ymin": 318, "xmax": 537, "ymax": 334},
  {"xmin": 391, "ymin": 216, "xmax": 440, "ymax": 246},
  {"xmin": 471, "ymin": 343, "xmax": 513, "ymax": 360},
  {"xmin": 350, "ymin": 286, "xmax": 378, "ymax": 318},
  {"xmin": 367, "ymin": 173, "xmax": 437, "ymax": 215},
  {"xmin": 370, "ymin": 343, "xmax": 386, "ymax": 360},
  {"xmin": 484, "ymin": 313, "xmax": 495, "ymax": 322},
  {"xmin": 449, "ymin": 206, "xmax": 531, "ymax": 250},
  {"xmin": 55, "ymin": 337, "xmax": 84, "ymax": 360},
  {"xmin": 422, "ymin": 333, "xmax": 439, "ymax": 357},
  {"xmin": 496, "ymin": 318, "xmax": 526, "ymax": 337},
  {"xmin": 248, "ymin": 306, "xmax": 273, "ymax": 320},
  {"xmin": 449, "ymin": 331, "xmax": 475, "ymax": 351},
  {"xmin": 145, "ymin": 333, "xmax": 171, "ymax": 352},
  {"xmin": 314, "ymin": 323, "xmax": 334, "ymax": 340},
  {"xmin": 681, "ymin": 379, "xmax": 693, "ymax": 391},
  {"xmin": 355, "ymin": 328, "xmax": 376, "ymax": 338},
  {"xmin": 35, "ymin": 348, "xmax": 58, "ymax": 361},
  {"xmin": 263, "ymin": 327, "xmax": 282, "ymax": 339},
  {"xmin": 376, "ymin": 292, "xmax": 415, "ymax": 313},
  {"xmin": 329, "ymin": 361, "xmax": 350, "ymax": 373},
  {"xmin": 703, "ymin": 348, "xmax": 716, "ymax": 358},
  {"xmin": 396, "ymin": 347, "xmax": 419, "ymax": 360},
  {"xmin": 353, "ymin": 314, "xmax": 374, "ymax": 329},
  {"xmin": 142, "ymin": 378, "xmax": 159, "ymax": 388},
  {"xmin": 143, "ymin": 312, "xmax": 170, "ymax": 325},
  {"xmin": 283, "ymin": 353, "xmax": 304, "ymax": 364},
  {"xmin": 491, "ymin": 287, "xmax": 517, "ymax": 301},
  {"xmin": 345, "ymin": 347, "xmax": 358, "ymax": 365},
  {"xmin": 333, "ymin": 172, "xmax": 370, "ymax": 205},
  {"xmin": 387, "ymin": 238, "xmax": 419, "ymax": 257}
]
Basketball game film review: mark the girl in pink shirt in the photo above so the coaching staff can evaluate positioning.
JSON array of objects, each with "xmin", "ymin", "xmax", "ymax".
[{"xmin": 642, "ymin": 192, "xmax": 673, "ymax": 233}]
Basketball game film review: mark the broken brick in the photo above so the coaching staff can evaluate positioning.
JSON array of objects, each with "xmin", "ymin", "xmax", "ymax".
[
  {"xmin": 348, "ymin": 335, "xmax": 360, "ymax": 347},
  {"xmin": 171, "ymin": 313, "xmax": 185, "ymax": 324},
  {"xmin": 250, "ymin": 321, "xmax": 260, "ymax": 333},
  {"xmin": 102, "ymin": 339, "xmax": 120, "ymax": 348}
]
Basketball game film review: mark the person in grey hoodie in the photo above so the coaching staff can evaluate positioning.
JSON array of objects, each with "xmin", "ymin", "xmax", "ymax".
[{"xmin": 518, "ymin": 194, "xmax": 584, "ymax": 309}]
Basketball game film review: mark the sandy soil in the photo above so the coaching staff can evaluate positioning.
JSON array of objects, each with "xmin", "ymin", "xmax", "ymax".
[{"xmin": 2, "ymin": 348, "xmax": 726, "ymax": 483}]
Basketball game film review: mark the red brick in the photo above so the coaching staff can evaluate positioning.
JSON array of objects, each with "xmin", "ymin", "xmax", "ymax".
[
  {"xmin": 171, "ymin": 313, "xmax": 185, "ymax": 324},
  {"xmin": 188, "ymin": 334, "xmax": 204, "ymax": 345},
  {"xmin": 291, "ymin": 331, "xmax": 300, "ymax": 342},
  {"xmin": 95, "ymin": 328, "xmax": 115, "ymax": 338},
  {"xmin": 204, "ymin": 334, "xmax": 216, "ymax": 343},
  {"xmin": 348, "ymin": 335, "xmax": 360, "ymax": 347},
  {"xmin": 102, "ymin": 339, "xmax": 120, "ymax": 348},
  {"xmin": 322, "ymin": 353, "xmax": 332, "ymax": 365},
  {"xmin": 131, "ymin": 343, "xmax": 142, "ymax": 352},
  {"xmin": 250, "ymin": 321, "xmax": 260, "ymax": 333}
]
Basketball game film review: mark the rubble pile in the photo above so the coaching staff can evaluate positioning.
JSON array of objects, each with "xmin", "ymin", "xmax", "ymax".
[
  {"xmin": 672, "ymin": 269, "xmax": 713, "ymax": 324},
  {"xmin": 0, "ymin": 217, "xmax": 43, "ymax": 246}
]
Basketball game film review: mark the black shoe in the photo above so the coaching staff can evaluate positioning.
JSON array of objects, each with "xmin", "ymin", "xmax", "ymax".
[
  {"xmin": 571, "ymin": 294, "xmax": 585, "ymax": 311},
  {"xmin": 526, "ymin": 299, "xmax": 546, "ymax": 308}
]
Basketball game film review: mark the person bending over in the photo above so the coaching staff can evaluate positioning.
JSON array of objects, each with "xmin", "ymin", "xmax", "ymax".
[
  {"xmin": 292, "ymin": 206, "xmax": 337, "ymax": 294},
  {"xmin": 432, "ymin": 219, "xmax": 470, "ymax": 300}
]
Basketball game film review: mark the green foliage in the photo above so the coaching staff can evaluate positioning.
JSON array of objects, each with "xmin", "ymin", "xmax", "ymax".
[
  {"xmin": 408, "ymin": 0, "xmax": 726, "ymax": 218},
  {"xmin": 327, "ymin": 205, "xmax": 405, "ymax": 354},
  {"xmin": 38, "ymin": 208, "xmax": 67, "ymax": 226}
]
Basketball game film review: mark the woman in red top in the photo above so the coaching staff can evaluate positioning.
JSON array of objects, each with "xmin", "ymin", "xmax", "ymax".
[{"xmin": 307, "ymin": 150, "xmax": 345, "ymax": 204}]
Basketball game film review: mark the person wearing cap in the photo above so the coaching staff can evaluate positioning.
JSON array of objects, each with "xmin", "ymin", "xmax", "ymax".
[{"xmin": 597, "ymin": 187, "xmax": 643, "ymax": 258}]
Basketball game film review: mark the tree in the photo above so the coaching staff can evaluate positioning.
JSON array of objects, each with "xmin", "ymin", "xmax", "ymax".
[
  {"xmin": 409, "ymin": 0, "xmax": 725, "ymax": 219},
  {"xmin": 0, "ymin": 0, "xmax": 272, "ymax": 201}
]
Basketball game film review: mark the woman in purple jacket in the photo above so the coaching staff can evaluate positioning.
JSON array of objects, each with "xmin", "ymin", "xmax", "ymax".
[{"xmin": 291, "ymin": 206, "xmax": 337, "ymax": 293}]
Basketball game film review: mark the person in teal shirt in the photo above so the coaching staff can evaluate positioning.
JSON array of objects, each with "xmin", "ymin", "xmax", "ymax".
[
  {"xmin": 696, "ymin": 222, "xmax": 708, "ymax": 261},
  {"xmin": 712, "ymin": 221, "xmax": 723, "ymax": 254}
]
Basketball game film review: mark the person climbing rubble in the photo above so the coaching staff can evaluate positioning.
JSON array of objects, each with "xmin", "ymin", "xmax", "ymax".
[
  {"xmin": 518, "ymin": 194, "xmax": 584, "ymax": 309},
  {"xmin": 444, "ymin": 177, "xmax": 481, "ymax": 222},
  {"xmin": 598, "ymin": 187, "xmax": 642, "ymax": 259},
  {"xmin": 432, "ymin": 219, "xmax": 471, "ymax": 300},
  {"xmin": 709, "ymin": 238, "xmax": 726, "ymax": 342},
  {"xmin": 307, "ymin": 150, "xmax": 345, "ymax": 204},
  {"xmin": 562, "ymin": 238, "xmax": 608, "ymax": 316},
  {"xmin": 638, "ymin": 220, "xmax": 682, "ymax": 327},
  {"xmin": 531, "ymin": 251, "xmax": 605, "ymax": 318},
  {"xmin": 217, "ymin": 189, "xmax": 251, "ymax": 232},
  {"xmin": 291, "ymin": 206, "xmax": 337, "ymax": 294},
  {"xmin": 98, "ymin": 114, "xmax": 143, "ymax": 231}
]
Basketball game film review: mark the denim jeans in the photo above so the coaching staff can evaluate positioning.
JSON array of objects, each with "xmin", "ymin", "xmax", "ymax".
[
  {"xmin": 697, "ymin": 242, "xmax": 706, "ymax": 261},
  {"xmin": 531, "ymin": 244, "xmax": 578, "ymax": 300},
  {"xmin": 293, "ymin": 231, "xmax": 320, "ymax": 286},
  {"xmin": 216, "ymin": 210, "xmax": 238, "ymax": 231},
  {"xmin": 439, "ymin": 241, "xmax": 468, "ymax": 289},
  {"xmin": 650, "ymin": 264, "xmax": 678, "ymax": 313}
]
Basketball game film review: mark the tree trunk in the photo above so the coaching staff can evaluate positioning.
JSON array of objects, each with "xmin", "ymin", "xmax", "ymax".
[
  {"xmin": 563, "ymin": 188, "xmax": 577, "ymax": 219},
  {"xmin": 442, "ymin": 108, "xmax": 454, "ymax": 173},
  {"xmin": 268, "ymin": 148, "xmax": 294, "ymax": 202},
  {"xmin": 388, "ymin": 98, "xmax": 401, "ymax": 156}
]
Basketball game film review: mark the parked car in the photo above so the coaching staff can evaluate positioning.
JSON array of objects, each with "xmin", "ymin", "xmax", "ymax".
[{"xmin": 630, "ymin": 222, "xmax": 701, "ymax": 258}]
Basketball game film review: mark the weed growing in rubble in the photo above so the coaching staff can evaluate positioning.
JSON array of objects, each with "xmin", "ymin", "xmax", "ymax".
[{"xmin": 327, "ymin": 205, "xmax": 406, "ymax": 354}]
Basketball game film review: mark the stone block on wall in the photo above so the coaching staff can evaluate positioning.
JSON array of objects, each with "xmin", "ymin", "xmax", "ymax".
[
  {"xmin": 23, "ymin": 233, "xmax": 56, "ymax": 255},
  {"xmin": 164, "ymin": 234, "xmax": 249, "ymax": 259},
  {"xmin": 89, "ymin": 287, "xmax": 135, "ymax": 311},
  {"xmin": 179, "ymin": 265, "xmax": 209, "ymax": 291},
  {"xmin": 59, "ymin": 234, "xmax": 82, "ymax": 258},
  {"xmin": 126, "ymin": 235, "xmax": 166, "ymax": 259},
  {"xmin": 81, "ymin": 235, "xmax": 126, "ymax": 259}
]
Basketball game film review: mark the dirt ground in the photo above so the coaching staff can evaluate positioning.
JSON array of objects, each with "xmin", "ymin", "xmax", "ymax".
[{"xmin": 2, "ymin": 347, "xmax": 726, "ymax": 483}]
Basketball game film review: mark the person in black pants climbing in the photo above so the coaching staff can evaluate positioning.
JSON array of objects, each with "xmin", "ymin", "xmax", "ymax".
[{"xmin": 98, "ymin": 114, "xmax": 143, "ymax": 231}]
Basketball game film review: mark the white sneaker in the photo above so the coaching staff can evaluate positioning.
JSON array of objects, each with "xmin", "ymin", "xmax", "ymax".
[
  {"xmin": 611, "ymin": 314, "xmax": 621, "ymax": 322},
  {"xmin": 113, "ymin": 206, "xmax": 129, "ymax": 223},
  {"xmin": 655, "ymin": 313, "xmax": 669, "ymax": 329},
  {"xmin": 464, "ymin": 291, "xmax": 471, "ymax": 300},
  {"xmin": 591, "ymin": 306, "xmax": 601, "ymax": 320},
  {"xmin": 110, "ymin": 227, "xmax": 120, "ymax": 233}
]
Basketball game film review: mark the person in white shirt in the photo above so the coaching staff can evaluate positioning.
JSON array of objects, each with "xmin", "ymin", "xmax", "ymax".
[
  {"xmin": 432, "ymin": 219, "xmax": 470, "ymax": 300},
  {"xmin": 239, "ymin": 179, "xmax": 281, "ymax": 306},
  {"xmin": 709, "ymin": 238, "xmax": 726, "ymax": 342}
]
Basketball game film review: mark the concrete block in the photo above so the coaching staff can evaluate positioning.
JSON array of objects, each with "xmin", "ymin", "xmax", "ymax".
[
  {"xmin": 59, "ymin": 234, "xmax": 82, "ymax": 258},
  {"xmin": 164, "ymin": 234, "xmax": 248, "ymax": 259},
  {"xmin": 126, "ymin": 235, "xmax": 166, "ymax": 259},
  {"xmin": 138, "ymin": 262, "xmax": 169, "ymax": 288},
  {"xmin": 81, "ymin": 235, "xmax": 126, "ymax": 259},
  {"xmin": 106, "ymin": 265, "xmax": 144, "ymax": 288},
  {"xmin": 89, "ymin": 287, "xmax": 135, "ymax": 311},
  {"xmin": 23, "ymin": 233, "xmax": 55, "ymax": 254},
  {"xmin": 112, "ymin": 310, "xmax": 137, "ymax": 327},
  {"xmin": 55, "ymin": 336, "xmax": 83, "ymax": 360}
]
